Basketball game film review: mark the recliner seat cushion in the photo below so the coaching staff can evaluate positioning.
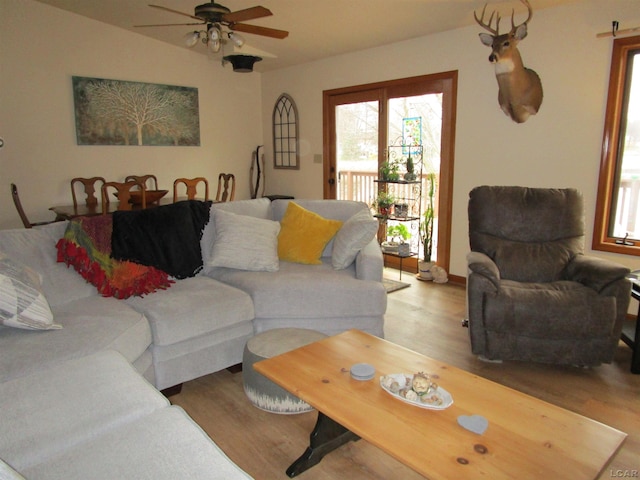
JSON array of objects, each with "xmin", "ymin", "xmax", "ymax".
[{"xmin": 484, "ymin": 280, "xmax": 616, "ymax": 339}]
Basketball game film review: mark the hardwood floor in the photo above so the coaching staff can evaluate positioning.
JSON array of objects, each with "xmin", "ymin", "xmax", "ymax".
[{"xmin": 170, "ymin": 270, "xmax": 640, "ymax": 479}]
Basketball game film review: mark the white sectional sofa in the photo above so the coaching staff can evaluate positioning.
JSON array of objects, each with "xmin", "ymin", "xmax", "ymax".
[
  {"xmin": 0, "ymin": 350, "xmax": 253, "ymax": 480},
  {"xmin": 0, "ymin": 198, "xmax": 386, "ymax": 479}
]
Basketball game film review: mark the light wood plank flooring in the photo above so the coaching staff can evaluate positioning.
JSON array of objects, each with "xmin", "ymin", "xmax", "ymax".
[{"xmin": 171, "ymin": 271, "xmax": 640, "ymax": 479}]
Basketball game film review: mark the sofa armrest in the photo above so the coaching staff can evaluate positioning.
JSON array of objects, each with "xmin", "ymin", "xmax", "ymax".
[
  {"xmin": 467, "ymin": 251, "xmax": 500, "ymax": 289},
  {"xmin": 564, "ymin": 254, "xmax": 630, "ymax": 293},
  {"xmin": 355, "ymin": 238, "xmax": 383, "ymax": 282}
]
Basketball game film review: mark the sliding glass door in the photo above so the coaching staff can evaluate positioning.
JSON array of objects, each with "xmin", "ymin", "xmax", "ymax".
[{"xmin": 323, "ymin": 72, "xmax": 457, "ymax": 272}]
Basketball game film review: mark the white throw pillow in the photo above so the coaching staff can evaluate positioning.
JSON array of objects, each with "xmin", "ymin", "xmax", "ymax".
[
  {"xmin": 332, "ymin": 209, "xmax": 379, "ymax": 269},
  {"xmin": 0, "ymin": 255, "xmax": 60, "ymax": 330},
  {"xmin": 208, "ymin": 209, "xmax": 281, "ymax": 272}
]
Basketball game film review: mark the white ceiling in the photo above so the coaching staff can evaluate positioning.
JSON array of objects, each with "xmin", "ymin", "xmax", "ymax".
[{"xmin": 35, "ymin": 0, "xmax": 580, "ymax": 72}]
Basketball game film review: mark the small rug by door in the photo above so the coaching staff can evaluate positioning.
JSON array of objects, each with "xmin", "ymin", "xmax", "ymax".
[{"xmin": 383, "ymin": 278, "xmax": 410, "ymax": 294}]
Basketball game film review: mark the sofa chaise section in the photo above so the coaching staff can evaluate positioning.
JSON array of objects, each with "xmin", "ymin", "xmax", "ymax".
[{"xmin": 0, "ymin": 350, "xmax": 253, "ymax": 479}]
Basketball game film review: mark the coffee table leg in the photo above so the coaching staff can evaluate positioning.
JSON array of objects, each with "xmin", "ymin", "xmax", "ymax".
[{"xmin": 286, "ymin": 412, "xmax": 360, "ymax": 477}]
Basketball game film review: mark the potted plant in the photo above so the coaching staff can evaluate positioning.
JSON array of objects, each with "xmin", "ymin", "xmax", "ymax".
[
  {"xmin": 387, "ymin": 224, "xmax": 410, "ymax": 243},
  {"xmin": 418, "ymin": 173, "xmax": 436, "ymax": 280},
  {"xmin": 385, "ymin": 223, "xmax": 411, "ymax": 255},
  {"xmin": 374, "ymin": 191, "xmax": 395, "ymax": 216},
  {"xmin": 380, "ymin": 160, "xmax": 401, "ymax": 181},
  {"xmin": 404, "ymin": 153, "xmax": 417, "ymax": 181}
]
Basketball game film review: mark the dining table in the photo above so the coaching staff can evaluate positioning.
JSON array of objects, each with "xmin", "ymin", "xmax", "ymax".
[{"xmin": 49, "ymin": 197, "xmax": 178, "ymax": 221}]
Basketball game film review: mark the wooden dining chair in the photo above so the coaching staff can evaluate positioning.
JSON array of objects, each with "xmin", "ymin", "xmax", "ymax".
[
  {"xmin": 101, "ymin": 181, "xmax": 146, "ymax": 213},
  {"xmin": 71, "ymin": 177, "xmax": 106, "ymax": 208},
  {"xmin": 10, "ymin": 183, "xmax": 56, "ymax": 228},
  {"xmin": 173, "ymin": 177, "xmax": 209, "ymax": 202},
  {"xmin": 215, "ymin": 173, "xmax": 236, "ymax": 202},
  {"xmin": 125, "ymin": 175, "xmax": 158, "ymax": 191}
]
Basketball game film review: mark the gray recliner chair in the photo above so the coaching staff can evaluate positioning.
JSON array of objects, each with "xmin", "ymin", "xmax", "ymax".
[{"xmin": 466, "ymin": 186, "xmax": 631, "ymax": 366}]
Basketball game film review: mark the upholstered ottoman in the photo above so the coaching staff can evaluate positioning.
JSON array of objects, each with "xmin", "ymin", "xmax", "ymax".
[{"xmin": 242, "ymin": 328, "xmax": 327, "ymax": 414}]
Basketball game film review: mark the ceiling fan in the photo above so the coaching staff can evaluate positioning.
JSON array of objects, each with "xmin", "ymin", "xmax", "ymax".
[{"xmin": 135, "ymin": 2, "xmax": 289, "ymax": 70}]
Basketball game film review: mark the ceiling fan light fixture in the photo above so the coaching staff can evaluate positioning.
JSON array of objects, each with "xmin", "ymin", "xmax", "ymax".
[
  {"xmin": 223, "ymin": 54, "xmax": 262, "ymax": 73},
  {"xmin": 208, "ymin": 26, "xmax": 220, "ymax": 41},
  {"xmin": 184, "ymin": 31, "xmax": 200, "ymax": 48},
  {"xmin": 209, "ymin": 38, "xmax": 221, "ymax": 52},
  {"xmin": 228, "ymin": 32, "xmax": 245, "ymax": 47}
]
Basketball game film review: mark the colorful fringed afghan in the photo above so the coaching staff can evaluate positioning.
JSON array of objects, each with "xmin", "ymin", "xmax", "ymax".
[{"xmin": 56, "ymin": 215, "xmax": 173, "ymax": 299}]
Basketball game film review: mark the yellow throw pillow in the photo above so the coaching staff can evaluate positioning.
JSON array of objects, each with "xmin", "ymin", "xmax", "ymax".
[{"xmin": 278, "ymin": 202, "xmax": 343, "ymax": 264}]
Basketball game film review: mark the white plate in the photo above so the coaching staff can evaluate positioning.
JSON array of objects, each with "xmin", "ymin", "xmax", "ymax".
[{"xmin": 379, "ymin": 373, "xmax": 453, "ymax": 410}]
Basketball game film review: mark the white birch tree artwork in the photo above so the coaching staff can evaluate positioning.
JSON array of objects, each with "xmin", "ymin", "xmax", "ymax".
[{"xmin": 72, "ymin": 76, "xmax": 200, "ymax": 146}]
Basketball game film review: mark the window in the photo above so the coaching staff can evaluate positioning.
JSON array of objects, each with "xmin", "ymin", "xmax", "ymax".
[
  {"xmin": 594, "ymin": 35, "xmax": 640, "ymax": 255},
  {"xmin": 272, "ymin": 94, "xmax": 299, "ymax": 169}
]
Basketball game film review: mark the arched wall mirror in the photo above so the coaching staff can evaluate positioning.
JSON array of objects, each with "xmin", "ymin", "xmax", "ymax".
[{"xmin": 272, "ymin": 93, "xmax": 299, "ymax": 169}]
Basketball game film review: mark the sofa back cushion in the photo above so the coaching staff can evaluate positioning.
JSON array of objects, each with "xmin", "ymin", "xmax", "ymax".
[{"xmin": 0, "ymin": 222, "xmax": 97, "ymax": 307}]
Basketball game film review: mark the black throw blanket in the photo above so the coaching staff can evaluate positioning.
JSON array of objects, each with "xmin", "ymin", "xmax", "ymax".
[{"xmin": 111, "ymin": 200, "xmax": 212, "ymax": 279}]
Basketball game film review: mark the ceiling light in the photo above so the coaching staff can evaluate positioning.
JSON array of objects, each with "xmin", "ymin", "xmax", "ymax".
[
  {"xmin": 208, "ymin": 26, "xmax": 220, "ymax": 41},
  {"xmin": 209, "ymin": 38, "xmax": 221, "ymax": 53},
  {"xmin": 184, "ymin": 31, "xmax": 200, "ymax": 48},
  {"xmin": 228, "ymin": 32, "xmax": 245, "ymax": 47}
]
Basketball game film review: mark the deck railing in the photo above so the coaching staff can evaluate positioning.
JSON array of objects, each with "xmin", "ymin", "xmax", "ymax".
[
  {"xmin": 338, "ymin": 170, "xmax": 429, "ymax": 214},
  {"xmin": 339, "ymin": 169, "xmax": 640, "ymax": 242}
]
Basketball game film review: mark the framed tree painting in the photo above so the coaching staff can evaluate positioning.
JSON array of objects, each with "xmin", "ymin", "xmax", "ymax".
[{"xmin": 72, "ymin": 76, "xmax": 200, "ymax": 146}]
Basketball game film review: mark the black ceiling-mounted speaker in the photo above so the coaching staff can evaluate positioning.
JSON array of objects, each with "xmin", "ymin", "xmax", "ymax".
[{"xmin": 223, "ymin": 55, "xmax": 262, "ymax": 72}]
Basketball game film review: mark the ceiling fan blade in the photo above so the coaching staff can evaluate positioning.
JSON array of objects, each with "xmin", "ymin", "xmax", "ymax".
[
  {"xmin": 230, "ymin": 23, "xmax": 289, "ymax": 39},
  {"xmin": 223, "ymin": 6, "xmax": 272, "ymax": 23},
  {"xmin": 149, "ymin": 4, "xmax": 203, "ymax": 22},
  {"xmin": 134, "ymin": 22, "xmax": 204, "ymax": 28}
]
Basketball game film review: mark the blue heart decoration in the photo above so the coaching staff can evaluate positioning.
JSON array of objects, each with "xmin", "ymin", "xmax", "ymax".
[{"xmin": 457, "ymin": 414, "xmax": 489, "ymax": 435}]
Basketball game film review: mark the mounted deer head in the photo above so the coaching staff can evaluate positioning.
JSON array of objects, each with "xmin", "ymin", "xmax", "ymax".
[{"xmin": 475, "ymin": 0, "xmax": 543, "ymax": 123}]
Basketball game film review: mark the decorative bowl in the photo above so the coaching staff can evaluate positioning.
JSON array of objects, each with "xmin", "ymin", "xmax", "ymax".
[{"xmin": 114, "ymin": 189, "xmax": 168, "ymax": 205}]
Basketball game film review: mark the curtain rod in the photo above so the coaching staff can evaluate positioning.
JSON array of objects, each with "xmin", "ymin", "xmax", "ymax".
[{"xmin": 597, "ymin": 21, "xmax": 640, "ymax": 38}]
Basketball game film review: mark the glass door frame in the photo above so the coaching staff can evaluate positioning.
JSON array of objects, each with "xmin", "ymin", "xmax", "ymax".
[{"xmin": 322, "ymin": 71, "xmax": 458, "ymax": 274}]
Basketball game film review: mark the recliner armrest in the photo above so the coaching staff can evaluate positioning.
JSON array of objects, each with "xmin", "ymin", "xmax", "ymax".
[
  {"xmin": 467, "ymin": 251, "xmax": 501, "ymax": 289},
  {"xmin": 564, "ymin": 254, "xmax": 630, "ymax": 293}
]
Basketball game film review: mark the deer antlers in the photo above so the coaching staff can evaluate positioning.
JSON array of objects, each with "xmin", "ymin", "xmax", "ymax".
[{"xmin": 474, "ymin": 0, "xmax": 533, "ymax": 36}]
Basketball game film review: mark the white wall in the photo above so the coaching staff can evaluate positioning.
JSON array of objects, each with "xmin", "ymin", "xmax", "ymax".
[
  {"xmin": 2, "ymin": 0, "xmax": 640, "ymax": 282},
  {"xmin": 260, "ymin": 0, "xmax": 640, "ymax": 279},
  {"xmin": 0, "ymin": 0, "xmax": 262, "ymax": 228}
]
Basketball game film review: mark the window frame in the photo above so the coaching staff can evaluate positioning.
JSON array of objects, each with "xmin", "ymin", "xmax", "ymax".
[
  {"xmin": 593, "ymin": 35, "xmax": 640, "ymax": 256},
  {"xmin": 272, "ymin": 93, "xmax": 300, "ymax": 170}
]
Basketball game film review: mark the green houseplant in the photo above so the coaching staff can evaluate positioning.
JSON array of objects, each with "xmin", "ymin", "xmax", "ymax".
[
  {"xmin": 379, "ymin": 160, "xmax": 401, "ymax": 181},
  {"xmin": 374, "ymin": 191, "xmax": 395, "ymax": 216},
  {"xmin": 387, "ymin": 224, "xmax": 411, "ymax": 243},
  {"xmin": 418, "ymin": 173, "xmax": 436, "ymax": 279}
]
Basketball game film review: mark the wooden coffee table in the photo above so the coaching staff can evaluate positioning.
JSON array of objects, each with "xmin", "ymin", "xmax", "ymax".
[{"xmin": 253, "ymin": 329, "xmax": 626, "ymax": 479}]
